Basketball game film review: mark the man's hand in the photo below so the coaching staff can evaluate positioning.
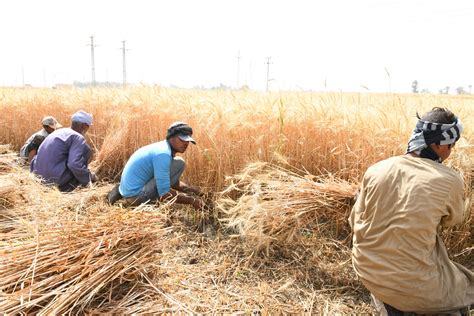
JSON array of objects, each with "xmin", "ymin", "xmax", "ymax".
[{"xmin": 192, "ymin": 197, "xmax": 205, "ymax": 211}]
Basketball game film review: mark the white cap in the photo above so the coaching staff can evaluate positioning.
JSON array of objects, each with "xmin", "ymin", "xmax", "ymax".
[{"xmin": 71, "ymin": 110, "xmax": 93, "ymax": 126}]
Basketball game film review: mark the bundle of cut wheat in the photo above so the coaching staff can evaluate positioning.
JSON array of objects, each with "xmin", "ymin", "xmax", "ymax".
[
  {"xmin": 217, "ymin": 162, "xmax": 358, "ymax": 254},
  {"xmin": 442, "ymin": 145, "xmax": 474, "ymax": 267},
  {"xmin": 0, "ymin": 146, "xmax": 17, "ymax": 173},
  {"xmin": 0, "ymin": 202, "xmax": 175, "ymax": 314},
  {"xmin": 0, "ymin": 144, "xmax": 13, "ymax": 155},
  {"xmin": 0, "ymin": 149, "xmax": 27, "ymax": 209}
]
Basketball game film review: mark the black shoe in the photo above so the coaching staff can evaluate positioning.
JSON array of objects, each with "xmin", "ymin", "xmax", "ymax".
[{"xmin": 107, "ymin": 184, "xmax": 123, "ymax": 205}]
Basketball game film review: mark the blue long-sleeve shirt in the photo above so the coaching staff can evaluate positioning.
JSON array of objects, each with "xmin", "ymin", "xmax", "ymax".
[
  {"xmin": 119, "ymin": 140, "xmax": 172, "ymax": 198},
  {"xmin": 31, "ymin": 128, "xmax": 92, "ymax": 187}
]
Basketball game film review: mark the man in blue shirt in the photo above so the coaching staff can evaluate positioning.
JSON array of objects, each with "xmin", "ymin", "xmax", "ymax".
[
  {"xmin": 107, "ymin": 122, "xmax": 207, "ymax": 210},
  {"xmin": 32, "ymin": 110, "xmax": 97, "ymax": 192}
]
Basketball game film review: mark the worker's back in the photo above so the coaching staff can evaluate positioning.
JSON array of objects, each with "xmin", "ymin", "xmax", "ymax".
[
  {"xmin": 32, "ymin": 128, "xmax": 91, "ymax": 187},
  {"xmin": 350, "ymin": 154, "xmax": 471, "ymax": 312}
]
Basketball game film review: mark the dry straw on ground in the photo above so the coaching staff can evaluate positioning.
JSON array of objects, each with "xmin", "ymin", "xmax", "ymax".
[
  {"xmin": 218, "ymin": 161, "xmax": 358, "ymax": 255},
  {"xmin": 0, "ymin": 151, "xmax": 373, "ymax": 313},
  {"xmin": 0, "ymin": 153, "xmax": 176, "ymax": 314}
]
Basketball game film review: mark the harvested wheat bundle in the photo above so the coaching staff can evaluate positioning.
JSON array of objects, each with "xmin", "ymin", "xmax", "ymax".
[
  {"xmin": 0, "ymin": 152, "xmax": 31, "ymax": 209},
  {"xmin": 0, "ymin": 144, "xmax": 13, "ymax": 155},
  {"xmin": 0, "ymin": 177, "xmax": 15, "ymax": 196},
  {"xmin": 0, "ymin": 152, "xmax": 61, "ymax": 230},
  {"xmin": 442, "ymin": 145, "xmax": 474, "ymax": 267},
  {"xmin": 0, "ymin": 177, "xmax": 17, "ymax": 211},
  {"xmin": 217, "ymin": 162, "xmax": 358, "ymax": 254},
  {"xmin": 0, "ymin": 203, "xmax": 176, "ymax": 314},
  {"xmin": 0, "ymin": 146, "xmax": 18, "ymax": 173}
]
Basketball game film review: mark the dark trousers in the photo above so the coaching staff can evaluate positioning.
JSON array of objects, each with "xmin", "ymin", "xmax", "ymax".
[
  {"xmin": 384, "ymin": 302, "xmax": 472, "ymax": 316},
  {"xmin": 58, "ymin": 178, "xmax": 81, "ymax": 192},
  {"xmin": 384, "ymin": 303, "xmax": 412, "ymax": 316}
]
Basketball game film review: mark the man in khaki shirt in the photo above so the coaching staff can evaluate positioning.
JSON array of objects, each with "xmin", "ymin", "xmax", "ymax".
[{"xmin": 350, "ymin": 107, "xmax": 473, "ymax": 314}]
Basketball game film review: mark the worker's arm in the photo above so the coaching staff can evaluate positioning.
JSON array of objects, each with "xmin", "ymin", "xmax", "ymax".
[
  {"xmin": 440, "ymin": 175, "xmax": 464, "ymax": 227},
  {"xmin": 159, "ymin": 190, "xmax": 204, "ymax": 210},
  {"xmin": 174, "ymin": 181, "xmax": 215, "ymax": 209},
  {"xmin": 25, "ymin": 134, "xmax": 46, "ymax": 163},
  {"xmin": 27, "ymin": 149, "xmax": 37, "ymax": 163},
  {"xmin": 172, "ymin": 181, "xmax": 203, "ymax": 196},
  {"xmin": 153, "ymin": 155, "xmax": 205, "ymax": 210},
  {"xmin": 67, "ymin": 136, "xmax": 94, "ymax": 185}
]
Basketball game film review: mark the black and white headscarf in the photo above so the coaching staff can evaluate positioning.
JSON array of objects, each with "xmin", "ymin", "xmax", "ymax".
[{"xmin": 406, "ymin": 117, "xmax": 463, "ymax": 161}]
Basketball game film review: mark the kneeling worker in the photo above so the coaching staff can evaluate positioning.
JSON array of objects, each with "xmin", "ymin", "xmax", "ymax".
[
  {"xmin": 107, "ymin": 122, "xmax": 208, "ymax": 210},
  {"xmin": 32, "ymin": 110, "xmax": 97, "ymax": 192},
  {"xmin": 350, "ymin": 107, "xmax": 473, "ymax": 314},
  {"xmin": 20, "ymin": 116, "xmax": 62, "ymax": 163}
]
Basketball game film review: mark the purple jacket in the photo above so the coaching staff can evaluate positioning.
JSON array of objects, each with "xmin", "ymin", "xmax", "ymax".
[{"xmin": 31, "ymin": 128, "xmax": 92, "ymax": 188}]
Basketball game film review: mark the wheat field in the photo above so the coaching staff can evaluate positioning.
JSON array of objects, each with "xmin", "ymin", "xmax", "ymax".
[
  {"xmin": 2, "ymin": 86, "xmax": 472, "ymax": 185},
  {"xmin": 0, "ymin": 86, "xmax": 472, "ymax": 313}
]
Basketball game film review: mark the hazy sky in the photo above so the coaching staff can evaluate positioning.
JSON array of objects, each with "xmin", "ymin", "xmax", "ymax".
[{"xmin": 1, "ymin": 0, "xmax": 473, "ymax": 92}]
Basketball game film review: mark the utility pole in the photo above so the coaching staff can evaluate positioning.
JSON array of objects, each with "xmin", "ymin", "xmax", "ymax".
[
  {"xmin": 21, "ymin": 66, "xmax": 25, "ymax": 87},
  {"xmin": 121, "ymin": 40, "xmax": 130, "ymax": 88},
  {"xmin": 265, "ymin": 57, "xmax": 272, "ymax": 92},
  {"xmin": 248, "ymin": 61, "xmax": 252, "ymax": 88},
  {"xmin": 384, "ymin": 67, "xmax": 391, "ymax": 93},
  {"xmin": 236, "ymin": 50, "xmax": 241, "ymax": 89},
  {"xmin": 87, "ymin": 36, "xmax": 97, "ymax": 86}
]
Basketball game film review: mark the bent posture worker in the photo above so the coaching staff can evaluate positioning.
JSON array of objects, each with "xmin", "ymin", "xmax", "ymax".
[
  {"xmin": 350, "ymin": 107, "xmax": 473, "ymax": 314},
  {"xmin": 20, "ymin": 116, "xmax": 62, "ymax": 163},
  {"xmin": 32, "ymin": 110, "xmax": 97, "ymax": 192},
  {"xmin": 107, "ymin": 121, "xmax": 208, "ymax": 210}
]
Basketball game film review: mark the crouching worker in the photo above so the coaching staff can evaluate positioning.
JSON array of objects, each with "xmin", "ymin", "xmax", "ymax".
[
  {"xmin": 349, "ymin": 107, "xmax": 473, "ymax": 314},
  {"xmin": 20, "ymin": 116, "xmax": 62, "ymax": 163},
  {"xmin": 107, "ymin": 122, "xmax": 208, "ymax": 210},
  {"xmin": 32, "ymin": 110, "xmax": 97, "ymax": 192}
]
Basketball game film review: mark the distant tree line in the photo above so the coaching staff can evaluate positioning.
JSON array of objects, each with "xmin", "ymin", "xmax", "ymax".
[
  {"xmin": 412, "ymin": 80, "xmax": 472, "ymax": 95},
  {"xmin": 72, "ymin": 81, "xmax": 123, "ymax": 88}
]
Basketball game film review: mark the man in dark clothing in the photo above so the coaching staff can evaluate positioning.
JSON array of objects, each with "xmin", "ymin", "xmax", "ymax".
[
  {"xmin": 20, "ymin": 116, "xmax": 62, "ymax": 163},
  {"xmin": 32, "ymin": 110, "xmax": 97, "ymax": 192}
]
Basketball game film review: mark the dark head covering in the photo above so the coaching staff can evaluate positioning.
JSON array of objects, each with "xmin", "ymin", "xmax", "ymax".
[{"xmin": 166, "ymin": 121, "xmax": 196, "ymax": 144}]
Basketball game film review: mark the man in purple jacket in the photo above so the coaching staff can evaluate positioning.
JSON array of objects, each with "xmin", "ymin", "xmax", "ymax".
[{"xmin": 32, "ymin": 110, "xmax": 97, "ymax": 192}]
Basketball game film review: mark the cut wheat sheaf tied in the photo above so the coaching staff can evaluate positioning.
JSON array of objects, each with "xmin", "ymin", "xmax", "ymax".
[{"xmin": 218, "ymin": 161, "xmax": 358, "ymax": 255}]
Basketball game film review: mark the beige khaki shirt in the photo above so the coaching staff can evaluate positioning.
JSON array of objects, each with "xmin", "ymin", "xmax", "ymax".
[{"xmin": 350, "ymin": 155, "xmax": 474, "ymax": 312}]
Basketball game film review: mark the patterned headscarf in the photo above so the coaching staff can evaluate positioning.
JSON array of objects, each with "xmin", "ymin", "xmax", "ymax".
[{"xmin": 406, "ymin": 116, "xmax": 463, "ymax": 160}]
